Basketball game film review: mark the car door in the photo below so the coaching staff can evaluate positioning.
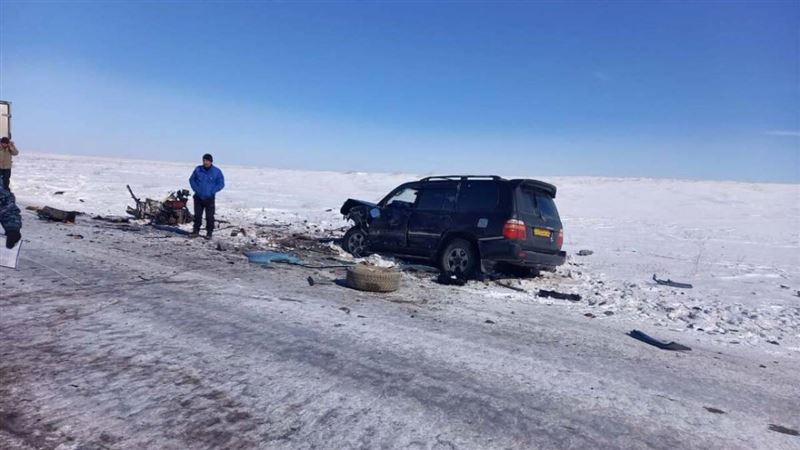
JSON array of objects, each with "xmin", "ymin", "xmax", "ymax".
[
  {"xmin": 369, "ymin": 184, "xmax": 419, "ymax": 252},
  {"xmin": 452, "ymin": 180, "xmax": 503, "ymax": 239},
  {"xmin": 407, "ymin": 182, "xmax": 458, "ymax": 257}
]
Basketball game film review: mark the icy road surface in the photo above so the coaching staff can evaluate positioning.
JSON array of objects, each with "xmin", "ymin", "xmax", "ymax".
[{"xmin": 1, "ymin": 153, "xmax": 799, "ymax": 449}]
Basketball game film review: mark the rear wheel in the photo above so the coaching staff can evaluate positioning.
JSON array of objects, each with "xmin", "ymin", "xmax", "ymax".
[
  {"xmin": 343, "ymin": 226, "xmax": 369, "ymax": 257},
  {"xmin": 439, "ymin": 238, "xmax": 478, "ymax": 278}
]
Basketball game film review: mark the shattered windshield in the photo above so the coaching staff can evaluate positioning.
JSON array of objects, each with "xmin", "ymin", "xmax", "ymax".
[{"xmin": 385, "ymin": 187, "xmax": 419, "ymax": 207}]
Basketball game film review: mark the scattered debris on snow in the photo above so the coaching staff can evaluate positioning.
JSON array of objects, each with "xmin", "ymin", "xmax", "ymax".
[
  {"xmin": 767, "ymin": 424, "xmax": 799, "ymax": 436},
  {"xmin": 538, "ymin": 289, "xmax": 582, "ymax": 302},
  {"xmin": 92, "ymin": 215, "xmax": 130, "ymax": 223},
  {"xmin": 495, "ymin": 281, "xmax": 527, "ymax": 293},
  {"xmin": 436, "ymin": 272, "xmax": 468, "ymax": 286},
  {"xmin": 126, "ymin": 184, "xmax": 193, "ymax": 225},
  {"xmin": 628, "ymin": 329, "xmax": 691, "ymax": 351},
  {"xmin": 653, "ymin": 274, "xmax": 694, "ymax": 289},
  {"xmin": 36, "ymin": 206, "xmax": 80, "ymax": 223}
]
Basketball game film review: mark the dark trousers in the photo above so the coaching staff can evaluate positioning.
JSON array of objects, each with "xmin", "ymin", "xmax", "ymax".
[
  {"xmin": 0, "ymin": 169, "xmax": 10, "ymax": 191},
  {"xmin": 193, "ymin": 196, "xmax": 215, "ymax": 234}
]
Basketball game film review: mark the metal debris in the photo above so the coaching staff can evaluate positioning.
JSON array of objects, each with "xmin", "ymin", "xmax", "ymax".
[
  {"xmin": 652, "ymin": 274, "xmax": 693, "ymax": 289},
  {"xmin": 628, "ymin": 329, "xmax": 691, "ymax": 351},
  {"xmin": 538, "ymin": 289, "xmax": 581, "ymax": 302},
  {"xmin": 126, "ymin": 185, "xmax": 193, "ymax": 225},
  {"xmin": 36, "ymin": 206, "xmax": 80, "ymax": 223}
]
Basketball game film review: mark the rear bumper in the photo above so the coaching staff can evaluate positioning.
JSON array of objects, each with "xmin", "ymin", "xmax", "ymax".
[{"xmin": 479, "ymin": 239, "xmax": 567, "ymax": 268}]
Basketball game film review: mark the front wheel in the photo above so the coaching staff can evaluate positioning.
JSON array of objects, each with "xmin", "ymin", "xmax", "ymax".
[
  {"xmin": 439, "ymin": 238, "xmax": 478, "ymax": 278},
  {"xmin": 343, "ymin": 226, "xmax": 370, "ymax": 257}
]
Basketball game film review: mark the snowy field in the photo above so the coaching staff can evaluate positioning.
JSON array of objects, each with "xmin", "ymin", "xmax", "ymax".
[
  {"xmin": 1, "ymin": 153, "xmax": 799, "ymax": 449},
  {"xmin": 11, "ymin": 153, "xmax": 800, "ymax": 350}
]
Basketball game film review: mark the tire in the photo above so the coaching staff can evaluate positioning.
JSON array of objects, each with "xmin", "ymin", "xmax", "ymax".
[
  {"xmin": 347, "ymin": 264, "xmax": 401, "ymax": 292},
  {"xmin": 439, "ymin": 238, "xmax": 478, "ymax": 278},
  {"xmin": 343, "ymin": 226, "xmax": 369, "ymax": 257}
]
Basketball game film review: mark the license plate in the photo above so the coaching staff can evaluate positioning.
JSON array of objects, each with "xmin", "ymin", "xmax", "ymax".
[{"xmin": 533, "ymin": 227, "xmax": 552, "ymax": 238}]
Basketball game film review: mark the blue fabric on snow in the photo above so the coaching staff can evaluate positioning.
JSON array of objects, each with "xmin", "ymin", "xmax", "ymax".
[
  {"xmin": 189, "ymin": 165, "xmax": 225, "ymax": 200},
  {"xmin": 245, "ymin": 251, "xmax": 303, "ymax": 266}
]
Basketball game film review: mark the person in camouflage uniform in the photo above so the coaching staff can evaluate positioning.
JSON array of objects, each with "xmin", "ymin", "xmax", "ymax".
[{"xmin": 0, "ymin": 185, "xmax": 21, "ymax": 249}]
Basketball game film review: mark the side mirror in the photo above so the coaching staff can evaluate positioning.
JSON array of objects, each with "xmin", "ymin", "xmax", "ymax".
[{"xmin": 370, "ymin": 208, "xmax": 381, "ymax": 219}]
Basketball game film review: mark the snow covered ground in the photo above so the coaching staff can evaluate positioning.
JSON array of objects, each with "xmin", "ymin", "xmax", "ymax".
[
  {"xmin": 2, "ymin": 153, "xmax": 799, "ymax": 449},
  {"xmin": 11, "ymin": 153, "xmax": 800, "ymax": 350}
]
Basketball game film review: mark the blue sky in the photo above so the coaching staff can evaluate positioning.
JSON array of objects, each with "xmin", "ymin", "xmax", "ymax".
[{"xmin": 1, "ymin": 1, "xmax": 798, "ymax": 182}]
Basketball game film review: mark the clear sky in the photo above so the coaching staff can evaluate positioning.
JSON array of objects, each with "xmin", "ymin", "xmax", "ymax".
[{"xmin": 1, "ymin": 1, "xmax": 798, "ymax": 182}]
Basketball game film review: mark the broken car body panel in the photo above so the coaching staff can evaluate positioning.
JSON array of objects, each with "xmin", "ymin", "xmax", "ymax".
[{"xmin": 340, "ymin": 198, "xmax": 379, "ymax": 226}]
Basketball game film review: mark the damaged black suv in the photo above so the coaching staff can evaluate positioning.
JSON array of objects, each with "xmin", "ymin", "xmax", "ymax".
[{"xmin": 340, "ymin": 175, "xmax": 566, "ymax": 277}]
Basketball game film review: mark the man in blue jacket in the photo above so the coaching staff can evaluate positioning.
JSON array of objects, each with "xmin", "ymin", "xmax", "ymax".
[{"xmin": 189, "ymin": 153, "xmax": 225, "ymax": 238}]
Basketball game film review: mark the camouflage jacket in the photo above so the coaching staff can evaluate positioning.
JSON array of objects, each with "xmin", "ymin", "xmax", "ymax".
[{"xmin": 0, "ymin": 186, "xmax": 21, "ymax": 233}]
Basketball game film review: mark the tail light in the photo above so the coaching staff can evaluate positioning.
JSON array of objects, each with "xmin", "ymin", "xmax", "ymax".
[
  {"xmin": 556, "ymin": 229, "xmax": 564, "ymax": 249},
  {"xmin": 503, "ymin": 219, "xmax": 527, "ymax": 240}
]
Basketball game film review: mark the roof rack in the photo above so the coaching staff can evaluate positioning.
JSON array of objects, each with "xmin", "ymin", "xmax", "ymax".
[{"xmin": 419, "ymin": 175, "xmax": 505, "ymax": 182}]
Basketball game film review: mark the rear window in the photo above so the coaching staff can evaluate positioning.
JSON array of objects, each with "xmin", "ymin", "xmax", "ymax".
[
  {"xmin": 417, "ymin": 187, "xmax": 457, "ymax": 211},
  {"xmin": 536, "ymin": 193, "xmax": 559, "ymax": 220},
  {"xmin": 519, "ymin": 189, "xmax": 560, "ymax": 220},
  {"xmin": 457, "ymin": 182, "xmax": 499, "ymax": 212}
]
